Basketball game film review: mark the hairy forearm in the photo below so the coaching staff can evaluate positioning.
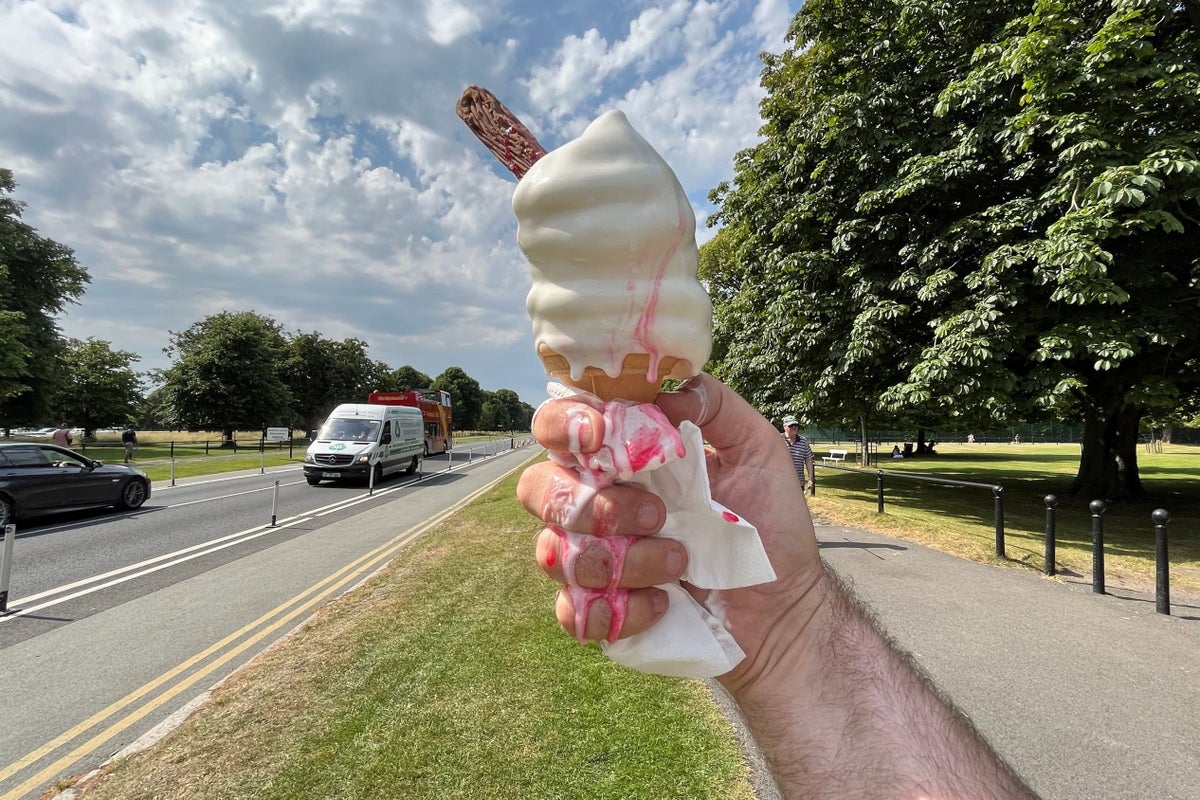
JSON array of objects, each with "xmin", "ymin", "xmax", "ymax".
[{"xmin": 729, "ymin": 565, "xmax": 1039, "ymax": 800}]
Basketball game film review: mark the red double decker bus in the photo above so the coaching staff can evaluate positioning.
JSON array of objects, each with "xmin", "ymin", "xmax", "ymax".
[{"xmin": 366, "ymin": 389, "xmax": 453, "ymax": 455}]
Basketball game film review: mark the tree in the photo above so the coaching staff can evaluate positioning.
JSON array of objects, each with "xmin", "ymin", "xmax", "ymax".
[
  {"xmin": 54, "ymin": 338, "xmax": 143, "ymax": 438},
  {"xmin": 389, "ymin": 365, "xmax": 433, "ymax": 391},
  {"xmin": 0, "ymin": 168, "xmax": 90, "ymax": 424},
  {"xmin": 159, "ymin": 311, "xmax": 292, "ymax": 443},
  {"xmin": 479, "ymin": 388, "xmax": 525, "ymax": 431},
  {"xmin": 280, "ymin": 332, "xmax": 384, "ymax": 434},
  {"xmin": 710, "ymin": 0, "xmax": 1200, "ymax": 498},
  {"xmin": 432, "ymin": 367, "xmax": 483, "ymax": 431}
]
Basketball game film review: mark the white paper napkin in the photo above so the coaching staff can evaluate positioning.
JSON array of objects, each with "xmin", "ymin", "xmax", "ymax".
[{"xmin": 543, "ymin": 385, "xmax": 776, "ymax": 678}]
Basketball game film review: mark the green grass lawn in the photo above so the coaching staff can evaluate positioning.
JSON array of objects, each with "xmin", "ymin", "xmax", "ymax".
[
  {"xmin": 808, "ymin": 442, "xmax": 1200, "ymax": 599},
  {"xmin": 74, "ymin": 470, "xmax": 756, "ymax": 800}
]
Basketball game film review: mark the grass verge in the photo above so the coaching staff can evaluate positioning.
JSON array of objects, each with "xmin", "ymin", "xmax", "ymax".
[
  {"xmin": 808, "ymin": 442, "xmax": 1200, "ymax": 599},
  {"xmin": 75, "ymin": 469, "xmax": 756, "ymax": 800}
]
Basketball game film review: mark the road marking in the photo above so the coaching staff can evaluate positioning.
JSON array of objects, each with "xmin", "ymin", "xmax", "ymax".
[
  {"xmin": 1, "ymin": 473, "xmax": 426, "ymax": 619},
  {"xmin": 0, "ymin": 456, "xmax": 532, "ymax": 799}
]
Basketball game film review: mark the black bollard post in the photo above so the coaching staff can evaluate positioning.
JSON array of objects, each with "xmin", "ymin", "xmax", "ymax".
[
  {"xmin": 1044, "ymin": 495, "xmax": 1057, "ymax": 576},
  {"xmin": 1090, "ymin": 500, "xmax": 1106, "ymax": 594},
  {"xmin": 993, "ymin": 485, "xmax": 1006, "ymax": 558},
  {"xmin": 876, "ymin": 470, "xmax": 885, "ymax": 513},
  {"xmin": 1153, "ymin": 509, "xmax": 1170, "ymax": 615}
]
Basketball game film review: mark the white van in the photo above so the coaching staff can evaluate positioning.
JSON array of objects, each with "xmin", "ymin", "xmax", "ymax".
[{"xmin": 303, "ymin": 404, "xmax": 424, "ymax": 486}]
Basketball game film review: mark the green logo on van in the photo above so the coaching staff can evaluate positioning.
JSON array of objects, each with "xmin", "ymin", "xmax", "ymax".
[{"xmin": 330, "ymin": 443, "xmax": 346, "ymax": 451}]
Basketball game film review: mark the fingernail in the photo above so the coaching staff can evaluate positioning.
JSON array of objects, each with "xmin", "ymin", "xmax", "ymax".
[
  {"xmin": 652, "ymin": 589, "xmax": 669, "ymax": 616},
  {"xmin": 666, "ymin": 547, "xmax": 685, "ymax": 578},
  {"xmin": 637, "ymin": 501, "xmax": 661, "ymax": 531},
  {"xmin": 674, "ymin": 375, "xmax": 710, "ymax": 424}
]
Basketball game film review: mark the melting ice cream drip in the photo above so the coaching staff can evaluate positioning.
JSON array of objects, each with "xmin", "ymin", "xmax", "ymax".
[{"xmin": 514, "ymin": 110, "xmax": 712, "ymax": 383}]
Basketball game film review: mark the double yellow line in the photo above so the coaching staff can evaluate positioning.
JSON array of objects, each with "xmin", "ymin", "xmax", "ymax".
[{"xmin": 1, "ymin": 456, "xmax": 534, "ymax": 800}]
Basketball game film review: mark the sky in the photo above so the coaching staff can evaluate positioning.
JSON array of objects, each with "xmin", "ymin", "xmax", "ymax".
[{"xmin": 0, "ymin": 0, "xmax": 798, "ymax": 409}]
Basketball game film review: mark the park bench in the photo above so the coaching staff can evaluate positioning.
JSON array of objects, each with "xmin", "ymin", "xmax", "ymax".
[{"xmin": 822, "ymin": 449, "xmax": 848, "ymax": 465}]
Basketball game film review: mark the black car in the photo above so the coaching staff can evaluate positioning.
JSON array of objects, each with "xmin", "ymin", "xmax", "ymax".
[{"xmin": 0, "ymin": 442, "xmax": 151, "ymax": 522}]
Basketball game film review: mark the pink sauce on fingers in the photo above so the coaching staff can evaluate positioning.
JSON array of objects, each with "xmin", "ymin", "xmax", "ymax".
[{"xmin": 556, "ymin": 530, "xmax": 636, "ymax": 643}]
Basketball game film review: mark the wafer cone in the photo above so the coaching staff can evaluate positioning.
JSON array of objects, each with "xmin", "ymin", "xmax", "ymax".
[{"xmin": 537, "ymin": 343, "xmax": 692, "ymax": 403}]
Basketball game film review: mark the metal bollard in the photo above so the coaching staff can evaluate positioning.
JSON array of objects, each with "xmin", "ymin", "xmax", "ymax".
[
  {"xmin": 1153, "ymin": 509, "xmax": 1170, "ymax": 615},
  {"xmin": 0, "ymin": 517, "xmax": 14, "ymax": 613},
  {"xmin": 368, "ymin": 463, "xmax": 375, "ymax": 495},
  {"xmin": 270, "ymin": 480, "xmax": 280, "ymax": 527},
  {"xmin": 876, "ymin": 470, "xmax": 885, "ymax": 513},
  {"xmin": 993, "ymin": 485, "xmax": 1006, "ymax": 558},
  {"xmin": 1043, "ymin": 495, "xmax": 1057, "ymax": 576},
  {"xmin": 1090, "ymin": 500, "xmax": 1106, "ymax": 594}
]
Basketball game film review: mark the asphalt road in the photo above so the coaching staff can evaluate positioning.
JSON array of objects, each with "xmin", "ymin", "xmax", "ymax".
[
  {"xmin": 816, "ymin": 522, "xmax": 1200, "ymax": 800},
  {"xmin": 0, "ymin": 440, "xmax": 536, "ymax": 800}
]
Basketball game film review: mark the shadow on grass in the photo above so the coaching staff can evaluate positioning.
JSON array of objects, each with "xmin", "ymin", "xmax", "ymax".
[{"xmin": 813, "ymin": 458, "xmax": 1200, "ymax": 599}]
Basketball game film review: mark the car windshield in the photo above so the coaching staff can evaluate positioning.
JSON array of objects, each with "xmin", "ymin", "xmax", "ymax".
[{"xmin": 318, "ymin": 418, "xmax": 381, "ymax": 442}]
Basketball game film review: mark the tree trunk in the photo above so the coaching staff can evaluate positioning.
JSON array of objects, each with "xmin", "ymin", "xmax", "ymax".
[
  {"xmin": 859, "ymin": 415, "xmax": 869, "ymax": 466},
  {"xmin": 1163, "ymin": 422, "xmax": 1174, "ymax": 444},
  {"xmin": 1114, "ymin": 403, "xmax": 1145, "ymax": 498},
  {"xmin": 1068, "ymin": 394, "xmax": 1144, "ymax": 500},
  {"xmin": 916, "ymin": 427, "xmax": 928, "ymax": 455}
]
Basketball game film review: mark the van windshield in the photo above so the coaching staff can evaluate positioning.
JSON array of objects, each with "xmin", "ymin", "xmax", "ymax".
[{"xmin": 318, "ymin": 418, "xmax": 381, "ymax": 442}]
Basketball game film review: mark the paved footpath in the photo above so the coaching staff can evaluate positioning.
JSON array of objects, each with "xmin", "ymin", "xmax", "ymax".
[{"xmin": 812, "ymin": 522, "xmax": 1199, "ymax": 800}]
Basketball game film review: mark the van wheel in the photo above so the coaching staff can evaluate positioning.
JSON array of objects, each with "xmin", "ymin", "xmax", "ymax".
[
  {"xmin": 306, "ymin": 477, "xmax": 321, "ymax": 486},
  {"xmin": 406, "ymin": 455, "xmax": 420, "ymax": 475},
  {"xmin": 373, "ymin": 463, "xmax": 384, "ymax": 485},
  {"xmin": 0, "ymin": 494, "xmax": 14, "ymax": 524}
]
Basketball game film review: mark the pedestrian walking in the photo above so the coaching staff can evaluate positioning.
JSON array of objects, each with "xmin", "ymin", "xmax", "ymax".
[
  {"xmin": 782, "ymin": 415, "xmax": 814, "ymax": 494},
  {"xmin": 122, "ymin": 426, "xmax": 138, "ymax": 462}
]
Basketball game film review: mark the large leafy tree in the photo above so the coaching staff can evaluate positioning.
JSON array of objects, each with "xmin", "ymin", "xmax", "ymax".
[
  {"xmin": 479, "ymin": 388, "xmax": 527, "ymax": 431},
  {"xmin": 389, "ymin": 365, "xmax": 434, "ymax": 391},
  {"xmin": 0, "ymin": 168, "xmax": 90, "ymax": 422},
  {"xmin": 711, "ymin": 0, "xmax": 1200, "ymax": 498},
  {"xmin": 280, "ymin": 332, "xmax": 386, "ymax": 434},
  {"xmin": 54, "ymin": 338, "xmax": 143, "ymax": 438},
  {"xmin": 160, "ymin": 311, "xmax": 292, "ymax": 442},
  {"xmin": 432, "ymin": 367, "xmax": 483, "ymax": 431}
]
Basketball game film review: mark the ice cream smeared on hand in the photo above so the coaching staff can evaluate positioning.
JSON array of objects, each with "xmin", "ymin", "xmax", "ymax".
[
  {"xmin": 547, "ymin": 388, "xmax": 686, "ymax": 488},
  {"xmin": 513, "ymin": 110, "xmax": 712, "ymax": 401}
]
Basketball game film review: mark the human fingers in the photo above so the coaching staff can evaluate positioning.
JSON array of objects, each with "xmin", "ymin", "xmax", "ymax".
[
  {"xmin": 535, "ymin": 527, "xmax": 687, "ymax": 589},
  {"xmin": 555, "ymin": 586, "xmax": 669, "ymax": 642},
  {"xmin": 516, "ymin": 461, "xmax": 665, "ymax": 536},
  {"xmin": 530, "ymin": 397, "xmax": 605, "ymax": 454},
  {"xmin": 654, "ymin": 373, "xmax": 777, "ymax": 453}
]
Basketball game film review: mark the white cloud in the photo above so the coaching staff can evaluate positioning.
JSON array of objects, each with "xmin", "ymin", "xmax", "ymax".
[{"xmin": 0, "ymin": 0, "xmax": 799, "ymax": 407}]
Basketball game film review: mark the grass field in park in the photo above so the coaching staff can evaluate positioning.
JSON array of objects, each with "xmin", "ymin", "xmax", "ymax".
[
  {"xmin": 73, "ymin": 469, "xmax": 756, "ymax": 800},
  {"xmin": 807, "ymin": 442, "xmax": 1200, "ymax": 600}
]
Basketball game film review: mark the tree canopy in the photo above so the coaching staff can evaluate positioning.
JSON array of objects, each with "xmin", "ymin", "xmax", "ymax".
[
  {"xmin": 280, "ymin": 332, "xmax": 387, "ymax": 434},
  {"xmin": 160, "ymin": 311, "xmax": 292, "ymax": 440},
  {"xmin": 388, "ymin": 365, "xmax": 434, "ymax": 391},
  {"xmin": 709, "ymin": 0, "xmax": 1200, "ymax": 498},
  {"xmin": 54, "ymin": 338, "xmax": 143, "ymax": 437},
  {"xmin": 433, "ymin": 367, "xmax": 484, "ymax": 431},
  {"xmin": 0, "ymin": 168, "xmax": 90, "ymax": 423}
]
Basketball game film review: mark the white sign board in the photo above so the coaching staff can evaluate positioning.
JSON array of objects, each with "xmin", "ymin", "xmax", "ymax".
[{"xmin": 265, "ymin": 427, "xmax": 289, "ymax": 442}]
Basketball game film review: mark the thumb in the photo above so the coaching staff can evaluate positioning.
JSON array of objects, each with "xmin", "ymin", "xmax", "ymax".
[{"xmin": 654, "ymin": 373, "xmax": 776, "ymax": 453}]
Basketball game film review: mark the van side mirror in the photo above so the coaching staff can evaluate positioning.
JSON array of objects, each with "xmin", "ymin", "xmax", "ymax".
[{"xmin": 381, "ymin": 431, "xmax": 392, "ymax": 444}]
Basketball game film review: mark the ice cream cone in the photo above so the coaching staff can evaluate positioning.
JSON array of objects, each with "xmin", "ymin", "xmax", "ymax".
[{"xmin": 537, "ymin": 343, "xmax": 692, "ymax": 403}]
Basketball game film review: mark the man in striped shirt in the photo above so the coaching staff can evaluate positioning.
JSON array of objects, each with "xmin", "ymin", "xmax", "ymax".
[{"xmin": 782, "ymin": 415, "xmax": 814, "ymax": 494}]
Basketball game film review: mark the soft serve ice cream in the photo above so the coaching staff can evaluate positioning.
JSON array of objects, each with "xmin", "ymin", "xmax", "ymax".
[
  {"xmin": 457, "ymin": 90, "xmax": 774, "ymax": 677},
  {"xmin": 512, "ymin": 110, "xmax": 712, "ymax": 400}
]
